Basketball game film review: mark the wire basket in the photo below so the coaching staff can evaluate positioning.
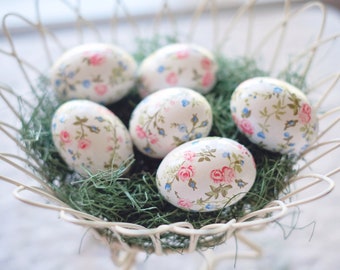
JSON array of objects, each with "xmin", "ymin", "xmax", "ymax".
[{"xmin": 0, "ymin": 0, "xmax": 339, "ymax": 269}]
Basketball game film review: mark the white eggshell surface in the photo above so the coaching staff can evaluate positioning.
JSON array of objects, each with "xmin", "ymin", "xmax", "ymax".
[
  {"xmin": 138, "ymin": 43, "xmax": 218, "ymax": 97},
  {"xmin": 50, "ymin": 43, "xmax": 137, "ymax": 104},
  {"xmin": 230, "ymin": 77, "xmax": 318, "ymax": 155},
  {"xmin": 129, "ymin": 87, "xmax": 213, "ymax": 158},
  {"xmin": 156, "ymin": 137, "xmax": 257, "ymax": 212},
  {"xmin": 51, "ymin": 100, "xmax": 133, "ymax": 176}
]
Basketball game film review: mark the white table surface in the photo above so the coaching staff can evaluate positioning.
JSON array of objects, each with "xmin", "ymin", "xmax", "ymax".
[{"xmin": 0, "ymin": 1, "xmax": 339, "ymax": 269}]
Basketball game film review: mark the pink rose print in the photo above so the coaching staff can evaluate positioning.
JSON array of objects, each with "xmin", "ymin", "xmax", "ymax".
[
  {"xmin": 201, "ymin": 71, "xmax": 214, "ymax": 87},
  {"xmin": 117, "ymin": 135, "xmax": 124, "ymax": 143},
  {"xmin": 177, "ymin": 198, "xmax": 193, "ymax": 209},
  {"xmin": 210, "ymin": 169, "xmax": 223, "ymax": 183},
  {"xmin": 177, "ymin": 165, "xmax": 195, "ymax": 182},
  {"xmin": 94, "ymin": 84, "xmax": 108, "ymax": 96},
  {"xmin": 201, "ymin": 57, "xmax": 212, "ymax": 70},
  {"xmin": 298, "ymin": 103, "xmax": 312, "ymax": 124},
  {"xmin": 222, "ymin": 166, "xmax": 236, "ymax": 183},
  {"xmin": 148, "ymin": 133, "xmax": 159, "ymax": 144},
  {"xmin": 166, "ymin": 72, "xmax": 178, "ymax": 85},
  {"xmin": 59, "ymin": 130, "xmax": 71, "ymax": 144},
  {"xmin": 78, "ymin": 138, "xmax": 91, "ymax": 150},
  {"xmin": 89, "ymin": 53, "xmax": 105, "ymax": 66},
  {"xmin": 210, "ymin": 166, "xmax": 235, "ymax": 184},
  {"xmin": 184, "ymin": 150, "xmax": 196, "ymax": 162},
  {"xmin": 176, "ymin": 50, "xmax": 189, "ymax": 59},
  {"xmin": 237, "ymin": 144, "xmax": 249, "ymax": 156},
  {"xmin": 239, "ymin": 118, "xmax": 254, "ymax": 135}
]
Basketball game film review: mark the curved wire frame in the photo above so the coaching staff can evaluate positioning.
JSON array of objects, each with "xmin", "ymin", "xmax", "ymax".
[{"xmin": 0, "ymin": 0, "xmax": 339, "ymax": 269}]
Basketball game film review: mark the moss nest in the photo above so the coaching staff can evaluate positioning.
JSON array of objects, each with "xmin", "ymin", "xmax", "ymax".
[{"xmin": 19, "ymin": 36, "xmax": 302, "ymax": 252}]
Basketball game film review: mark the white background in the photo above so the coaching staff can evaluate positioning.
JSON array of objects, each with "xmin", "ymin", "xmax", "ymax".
[{"xmin": 0, "ymin": 1, "xmax": 339, "ymax": 270}]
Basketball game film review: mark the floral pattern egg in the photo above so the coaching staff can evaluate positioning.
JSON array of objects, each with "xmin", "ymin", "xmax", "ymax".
[
  {"xmin": 230, "ymin": 77, "xmax": 318, "ymax": 155},
  {"xmin": 51, "ymin": 100, "xmax": 133, "ymax": 176},
  {"xmin": 156, "ymin": 137, "xmax": 257, "ymax": 212},
  {"xmin": 138, "ymin": 43, "xmax": 218, "ymax": 97},
  {"xmin": 129, "ymin": 87, "xmax": 213, "ymax": 158},
  {"xmin": 50, "ymin": 43, "xmax": 137, "ymax": 104}
]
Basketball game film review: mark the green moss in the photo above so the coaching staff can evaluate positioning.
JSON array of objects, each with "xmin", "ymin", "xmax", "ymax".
[{"xmin": 18, "ymin": 37, "xmax": 304, "ymax": 252}]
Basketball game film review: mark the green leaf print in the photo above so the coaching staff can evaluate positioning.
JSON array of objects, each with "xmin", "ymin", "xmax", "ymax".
[
  {"xmin": 204, "ymin": 184, "xmax": 233, "ymax": 200},
  {"xmin": 197, "ymin": 146, "xmax": 216, "ymax": 162},
  {"xmin": 73, "ymin": 116, "xmax": 88, "ymax": 126},
  {"xmin": 287, "ymin": 93, "xmax": 301, "ymax": 115}
]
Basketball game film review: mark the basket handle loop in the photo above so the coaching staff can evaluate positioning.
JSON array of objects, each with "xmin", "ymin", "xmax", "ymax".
[
  {"xmin": 9, "ymin": 181, "xmax": 105, "ymax": 224},
  {"xmin": 231, "ymin": 200, "xmax": 288, "ymax": 230},
  {"xmin": 281, "ymin": 173, "xmax": 335, "ymax": 207}
]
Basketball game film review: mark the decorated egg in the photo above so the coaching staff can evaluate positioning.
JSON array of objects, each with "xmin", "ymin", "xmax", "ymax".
[
  {"xmin": 156, "ymin": 137, "xmax": 256, "ymax": 212},
  {"xmin": 230, "ymin": 77, "xmax": 318, "ymax": 155},
  {"xmin": 50, "ymin": 43, "xmax": 137, "ymax": 104},
  {"xmin": 51, "ymin": 100, "xmax": 133, "ymax": 176},
  {"xmin": 138, "ymin": 43, "xmax": 218, "ymax": 97},
  {"xmin": 129, "ymin": 87, "xmax": 213, "ymax": 158}
]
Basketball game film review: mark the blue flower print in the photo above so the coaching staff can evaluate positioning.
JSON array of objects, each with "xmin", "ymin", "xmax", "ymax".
[
  {"xmin": 242, "ymin": 107, "xmax": 249, "ymax": 114},
  {"xmin": 181, "ymin": 99, "xmax": 190, "ymax": 107},
  {"xmin": 55, "ymin": 79, "xmax": 62, "ymax": 88},
  {"xmin": 165, "ymin": 183, "xmax": 171, "ymax": 191},
  {"xmin": 89, "ymin": 126, "xmax": 100, "ymax": 133},
  {"xmin": 195, "ymin": 133, "xmax": 202, "ymax": 139},
  {"xmin": 222, "ymin": 152, "xmax": 230, "ymax": 158},
  {"xmin": 68, "ymin": 149, "xmax": 76, "ymax": 160},
  {"xmin": 300, "ymin": 144, "xmax": 309, "ymax": 152},
  {"xmin": 118, "ymin": 61, "xmax": 127, "ymax": 70},
  {"xmin": 286, "ymin": 120, "xmax": 297, "ymax": 128},
  {"xmin": 191, "ymin": 114, "xmax": 198, "ymax": 124},
  {"xmin": 95, "ymin": 116, "xmax": 104, "ymax": 122},
  {"xmin": 273, "ymin": 87, "xmax": 283, "ymax": 94},
  {"xmin": 178, "ymin": 124, "xmax": 187, "ymax": 133},
  {"xmin": 143, "ymin": 147, "xmax": 152, "ymax": 154},
  {"xmin": 67, "ymin": 71, "xmax": 75, "ymax": 79},
  {"xmin": 201, "ymin": 120, "xmax": 208, "ymax": 127},
  {"xmin": 157, "ymin": 65, "xmax": 165, "ymax": 73},
  {"xmin": 59, "ymin": 115, "xmax": 66, "ymax": 123},
  {"xmin": 235, "ymin": 179, "xmax": 247, "ymax": 188},
  {"xmin": 205, "ymin": 204, "xmax": 215, "ymax": 210},
  {"xmin": 188, "ymin": 179, "xmax": 197, "ymax": 190},
  {"xmin": 158, "ymin": 128, "xmax": 165, "ymax": 136},
  {"xmin": 242, "ymin": 107, "xmax": 251, "ymax": 117},
  {"xmin": 82, "ymin": 80, "xmax": 91, "ymax": 88},
  {"xmin": 283, "ymin": 132, "xmax": 290, "ymax": 138},
  {"xmin": 182, "ymin": 134, "xmax": 190, "ymax": 141},
  {"xmin": 257, "ymin": 131, "xmax": 266, "ymax": 139}
]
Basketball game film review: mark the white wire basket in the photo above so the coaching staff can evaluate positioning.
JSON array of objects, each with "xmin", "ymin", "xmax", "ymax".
[{"xmin": 0, "ymin": 0, "xmax": 339, "ymax": 269}]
